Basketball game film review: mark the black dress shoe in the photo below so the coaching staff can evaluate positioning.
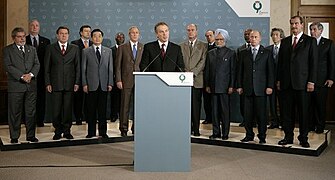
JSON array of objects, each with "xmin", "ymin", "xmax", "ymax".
[
  {"xmin": 300, "ymin": 141, "xmax": 310, "ymax": 148},
  {"xmin": 202, "ymin": 120, "xmax": 210, "ymax": 124},
  {"xmin": 278, "ymin": 139, "xmax": 293, "ymax": 145},
  {"xmin": 53, "ymin": 134, "xmax": 62, "ymax": 140},
  {"xmin": 239, "ymin": 122, "xmax": 245, "ymax": 127},
  {"xmin": 268, "ymin": 124, "xmax": 279, "ymax": 129},
  {"xmin": 10, "ymin": 139, "xmax": 18, "ymax": 143},
  {"xmin": 259, "ymin": 139, "xmax": 266, "ymax": 144},
  {"xmin": 222, "ymin": 136, "xmax": 229, "ymax": 140},
  {"xmin": 209, "ymin": 135, "xmax": 221, "ymax": 140},
  {"xmin": 26, "ymin": 137, "xmax": 39, "ymax": 142},
  {"xmin": 101, "ymin": 134, "xmax": 109, "ymax": 139},
  {"xmin": 36, "ymin": 123, "xmax": 45, "ymax": 127},
  {"xmin": 193, "ymin": 133, "xmax": 200, "ymax": 136},
  {"xmin": 86, "ymin": 135, "xmax": 94, "ymax": 138},
  {"xmin": 110, "ymin": 117, "xmax": 118, "ymax": 122},
  {"xmin": 63, "ymin": 134, "xmax": 74, "ymax": 139},
  {"xmin": 121, "ymin": 132, "xmax": 127, "ymax": 137},
  {"xmin": 240, "ymin": 137, "xmax": 254, "ymax": 142},
  {"xmin": 315, "ymin": 129, "xmax": 324, "ymax": 134}
]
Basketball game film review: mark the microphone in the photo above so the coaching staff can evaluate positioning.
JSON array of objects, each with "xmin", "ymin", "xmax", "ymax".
[
  {"xmin": 142, "ymin": 52, "xmax": 161, "ymax": 72},
  {"xmin": 165, "ymin": 55, "xmax": 184, "ymax": 72}
]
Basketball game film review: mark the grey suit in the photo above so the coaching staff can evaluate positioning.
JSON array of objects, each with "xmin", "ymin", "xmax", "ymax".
[
  {"xmin": 3, "ymin": 43, "xmax": 40, "ymax": 140},
  {"xmin": 82, "ymin": 45, "xmax": 113, "ymax": 136},
  {"xmin": 180, "ymin": 39, "xmax": 207, "ymax": 135}
]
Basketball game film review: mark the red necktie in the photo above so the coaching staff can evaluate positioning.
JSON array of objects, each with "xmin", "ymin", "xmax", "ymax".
[
  {"xmin": 292, "ymin": 37, "xmax": 297, "ymax": 49},
  {"xmin": 161, "ymin": 43, "xmax": 166, "ymax": 59},
  {"xmin": 61, "ymin": 45, "xmax": 66, "ymax": 55}
]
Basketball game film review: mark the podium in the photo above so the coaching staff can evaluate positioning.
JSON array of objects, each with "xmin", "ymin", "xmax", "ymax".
[{"xmin": 133, "ymin": 72, "xmax": 193, "ymax": 172}]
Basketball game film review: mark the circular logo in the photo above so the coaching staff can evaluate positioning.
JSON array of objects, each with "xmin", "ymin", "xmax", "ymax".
[
  {"xmin": 179, "ymin": 74, "xmax": 186, "ymax": 83},
  {"xmin": 253, "ymin": 1, "xmax": 262, "ymax": 13}
]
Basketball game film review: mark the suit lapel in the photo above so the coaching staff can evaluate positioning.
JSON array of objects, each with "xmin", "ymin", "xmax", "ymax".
[
  {"xmin": 126, "ymin": 42, "xmax": 135, "ymax": 63},
  {"xmin": 13, "ymin": 44, "xmax": 25, "ymax": 60},
  {"xmin": 89, "ymin": 46, "xmax": 99, "ymax": 64},
  {"xmin": 254, "ymin": 46, "xmax": 264, "ymax": 62},
  {"xmin": 54, "ymin": 43, "xmax": 62, "ymax": 55},
  {"xmin": 135, "ymin": 43, "xmax": 143, "ymax": 63},
  {"xmin": 294, "ymin": 34, "xmax": 306, "ymax": 50},
  {"xmin": 64, "ymin": 42, "xmax": 71, "ymax": 55}
]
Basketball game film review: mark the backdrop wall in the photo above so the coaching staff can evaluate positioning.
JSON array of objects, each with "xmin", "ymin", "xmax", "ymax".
[{"xmin": 29, "ymin": 0, "xmax": 270, "ymax": 48}]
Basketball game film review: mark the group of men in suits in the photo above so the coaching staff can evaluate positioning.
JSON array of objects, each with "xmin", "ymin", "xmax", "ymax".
[{"xmin": 3, "ymin": 17, "xmax": 334, "ymax": 147}]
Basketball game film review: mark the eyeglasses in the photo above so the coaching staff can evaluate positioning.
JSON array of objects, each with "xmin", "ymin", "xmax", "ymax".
[
  {"xmin": 15, "ymin": 35, "xmax": 25, "ymax": 38},
  {"xmin": 215, "ymin": 38, "xmax": 224, "ymax": 41}
]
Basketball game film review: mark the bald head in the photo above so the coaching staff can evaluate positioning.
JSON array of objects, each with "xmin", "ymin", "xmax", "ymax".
[{"xmin": 186, "ymin": 23, "xmax": 198, "ymax": 41}]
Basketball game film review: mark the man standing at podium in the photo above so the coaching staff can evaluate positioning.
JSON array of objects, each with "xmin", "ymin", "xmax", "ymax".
[
  {"xmin": 115, "ymin": 26, "xmax": 143, "ymax": 137},
  {"xmin": 180, "ymin": 24, "xmax": 207, "ymax": 136},
  {"xmin": 140, "ymin": 22, "xmax": 185, "ymax": 72}
]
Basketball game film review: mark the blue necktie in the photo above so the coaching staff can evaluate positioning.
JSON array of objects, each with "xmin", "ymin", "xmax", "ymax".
[
  {"xmin": 132, "ymin": 44, "xmax": 137, "ymax": 60},
  {"xmin": 252, "ymin": 48, "xmax": 257, "ymax": 61}
]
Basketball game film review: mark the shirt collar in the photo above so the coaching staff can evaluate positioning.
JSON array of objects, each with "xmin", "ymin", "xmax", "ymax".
[
  {"xmin": 30, "ymin": 34, "xmax": 39, "ymax": 41},
  {"xmin": 251, "ymin": 45, "xmax": 260, "ymax": 51},
  {"xmin": 293, "ymin": 31, "xmax": 303, "ymax": 41},
  {"xmin": 81, "ymin": 38, "xmax": 89, "ymax": 44},
  {"xmin": 130, "ymin": 41, "xmax": 138, "ymax": 48},
  {"xmin": 93, "ymin": 44, "xmax": 102, "ymax": 51},
  {"xmin": 316, "ymin": 36, "xmax": 322, "ymax": 45},
  {"xmin": 158, "ymin": 40, "xmax": 168, "ymax": 49},
  {"xmin": 189, "ymin": 39, "xmax": 197, "ymax": 46},
  {"xmin": 58, "ymin": 41, "xmax": 67, "ymax": 49}
]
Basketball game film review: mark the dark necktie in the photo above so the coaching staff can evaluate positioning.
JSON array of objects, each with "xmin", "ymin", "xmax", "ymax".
[
  {"xmin": 61, "ymin": 45, "xmax": 66, "ymax": 55},
  {"xmin": 132, "ymin": 44, "xmax": 137, "ymax": 60},
  {"xmin": 19, "ymin": 46, "xmax": 25, "ymax": 57},
  {"xmin": 273, "ymin": 45, "xmax": 278, "ymax": 59},
  {"xmin": 189, "ymin": 41, "xmax": 193, "ymax": 55},
  {"xmin": 292, "ymin": 36, "xmax": 297, "ymax": 49},
  {"xmin": 252, "ymin": 48, "xmax": 257, "ymax": 61},
  {"xmin": 33, "ymin": 37, "xmax": 38, "ymax": 48},
  {"xmin": 96, "ymin": 46, "xmax": 101, "ymax": 62},
  {"xmin": 161, "ymin": 43, "xmax": 166, "ymax": 59}
]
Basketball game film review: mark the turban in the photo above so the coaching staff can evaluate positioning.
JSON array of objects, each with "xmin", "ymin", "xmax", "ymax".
[{"xmin": 215, "ymin": 29, "xmax": 230, "ymax": 41}]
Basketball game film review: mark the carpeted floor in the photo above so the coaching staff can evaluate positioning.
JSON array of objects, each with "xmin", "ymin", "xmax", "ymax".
[{"xmin": 0, "ymin": 124, "xmax": 334, "ymax": 180}]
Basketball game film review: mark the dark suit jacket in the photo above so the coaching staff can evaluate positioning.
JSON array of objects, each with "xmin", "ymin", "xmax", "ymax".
[
  {"xmin": 71, "ymin": 39, "xmax": 92, "ymax": 58},
  {"xmin": 111, "ymin": 45, "xmax": 117, "ymax": 63},
  {"xmin": 204, "ymin": 46, "xmax": 236, "ymax": 94},
  {"xmin": 26, "ymin": 35, "xmax": 50, "ymax": 88},
  {"xmin": 277, "ymin": 34, "xmax": 318, "ymax": 90},
  {"xmin": 44, "ymin": 42, "xmax": 80, "ymax": 91},
  {"xmin": 266, "ymin": 44, "xmax": 280, "ymax": 80},
  {"xmin": 236, "ymin": 43, "xmax": 249, "ymax": 57},
  {"xmin": 207, "ymin": 43, "xmax": 216, "ymax": 51},
  {"xmin": 3, "ymin": 44, "xmax": 40, "ymax": 92},
  {"xmin": 71, "ymin": 39, "xmax": 92, "ymax": 85},
  {"xmin": 315, "ymin": 37, "xmax": 335, "ymax": 87},
  {"xmin": 237, "ymin": 45, "xmax": 274, "ymax": 96},
  {"xmin": 115, "ymin": 41, "xmax": 144, "ymax": 89},
  {"xmin": 140, "ymin": 41, "xmax": 185, "ymax": 72}
]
